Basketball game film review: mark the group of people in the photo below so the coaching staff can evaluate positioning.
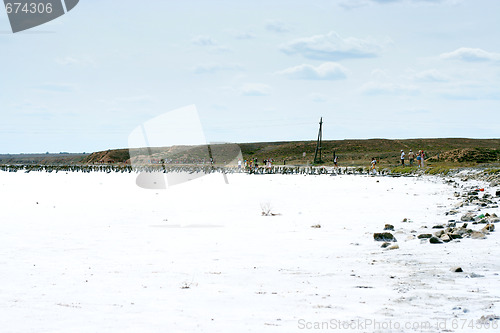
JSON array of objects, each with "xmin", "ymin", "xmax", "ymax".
[
  {"xmin": 368, "ymin": 148, "xmax": 426, "ymax": 175},
  {"xmin": 400, "ymin": 149, "xmax": 426, "ymax": 167},
  {"xmin": 238, "ymin": 158, "xmax": 274, "ymax": 170},
  {"xmin": 235, "ymin": 150, "xmax": 426, "ymax": 174}
]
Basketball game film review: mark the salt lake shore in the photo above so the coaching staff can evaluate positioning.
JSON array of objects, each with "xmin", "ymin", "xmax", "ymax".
[{"xmin": 0, "ymin": 169, "xmax": 499, "ymax": 332}]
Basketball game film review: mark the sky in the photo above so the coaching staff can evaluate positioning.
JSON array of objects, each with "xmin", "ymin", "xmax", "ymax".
[{"xmin": 0, "ymin": 0, "xmax": 499, "ymax": 153}]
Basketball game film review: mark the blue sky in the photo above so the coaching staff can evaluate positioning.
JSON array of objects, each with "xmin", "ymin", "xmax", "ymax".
[{"xmin": 1, "ymin": 0, "xmax": 499, "ymax": 153}]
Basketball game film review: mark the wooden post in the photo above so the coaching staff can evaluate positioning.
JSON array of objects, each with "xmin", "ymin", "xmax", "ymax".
[{"xmin": 314, "ymin": 117, "xmax": 323, "ymax": 164}]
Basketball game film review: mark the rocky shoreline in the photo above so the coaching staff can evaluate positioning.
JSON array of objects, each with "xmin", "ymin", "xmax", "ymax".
[{"xmin": 374, "ymin": 170, "xmax": 500, "ymax": 248}]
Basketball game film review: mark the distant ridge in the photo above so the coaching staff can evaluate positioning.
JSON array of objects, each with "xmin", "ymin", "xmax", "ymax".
[
  {"xmin": 0, "ymin": 153, "xmax": 88, "ymax": 165},
  {"xmin": 81, "ymin": 138, "xmax": 500, "ymax": 166},
  {"xmin": 81, "ymin": 149, "xmax": 129, "ymax": 164},
  {"xmin": 1, "ymin": 138, "xmax": 499, "ymax": 166}
]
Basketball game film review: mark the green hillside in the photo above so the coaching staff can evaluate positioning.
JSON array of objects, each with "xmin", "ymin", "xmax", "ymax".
[
  {"xmin": 238, "ymin": 138, "xmax": 500, "ymax": 166},
  {"xmin": 2, "ymin": 138, "xmax": 499, "ymax": 168}
]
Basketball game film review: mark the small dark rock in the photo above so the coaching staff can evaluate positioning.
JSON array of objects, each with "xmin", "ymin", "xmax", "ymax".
[
  {"xmin": 461, "ymin": 212, "xmax": 476, "ymax": 222},
  {"xmin": 417, "ymin": 234, "xmax": 432, "ymax": 239},
  {"xmin": 471, "ymin": 231, "xmax": 486, "ymax": 239},
  {"xmin": 468, "ymin": 272, "xmax": 484, "ymax": 278},
  {"xmin": 434, "ymin": 230, "xmax": 445, "ymax": 237},
  {"xmin": 381, "ymin": 242, "xmax": 391, "ymax": 248},
  {"xmin": 488, "ymin": 216, "xmax": 500, "ymax": 223},
  {"xmin": 374, "ymin": 232, "xmax": 397, "ymax": 242},
  {"xmin": 432, "ymin": 225, "xmax": 444, "ymax": 229},
  {"xmin": 384, "ymin": 224, "xmax": 395, "ymax": 231},
  {"xmin": 496, "ymin": 190, "xmax": 500, "ymax": 197},
  {"xmin": 441, "ymin": 234, "xmax": 451, "ymax": 242},
  {"xmin": 450, "ymin": 267, "xmax": 463, "ymax": 272},
  {"xmin": 429, "ymin": 236, "xmax": 443, "ymax": 244},
  {"xmin": 482, "ymin": 224, "xmax": 495, "ymax": 233},
  {"xmin": 478, "ymin": 315, "xmax": 500, "ymax": 323}
]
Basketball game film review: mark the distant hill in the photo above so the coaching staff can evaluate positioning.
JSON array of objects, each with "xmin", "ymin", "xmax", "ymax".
[
  {"xmin": 81, "ymin": 138, "xmax": 500, "ymax": 167},
  {"xmin": 81, "ymin": 149, "xmax": 130, "ymax": 164},
  {"xmin": 0, "ymin": 153, "xmax": 88, "ymax": 165},
  {"xmin": 238, "ymin": 138, "xmax": 500, "ymax": 166},
  {"xmin": 2, "ymin": 138, "xmax": 499, "ymax": 167}
]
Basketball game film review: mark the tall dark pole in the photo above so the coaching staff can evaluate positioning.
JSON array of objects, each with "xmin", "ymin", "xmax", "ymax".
[{"xmin": 314, "ymin": 117, "xmax": 323, "ymax": 164}]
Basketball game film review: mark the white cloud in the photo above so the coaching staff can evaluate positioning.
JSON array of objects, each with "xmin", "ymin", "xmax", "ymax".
[
  {"xmin": 114, "ymin": 95, "xmax": 154, "ymax": 104},
  {"xmin": 373, "ymin": 0, "xmax": 458, "ymax": 4},
  {"xmin": 277, "ymin": 62, "xmax": 347, "ymax": 80},
  {"xmin": 439, "ymin": 83, "xmax": 500, "ymax": 100},
  {"xmin": 240, "ymin": 83, "xmax": 271, "ymax": 96},
  {"xmin": 361, "ymin": 82, "xmax": 419, "ymax": 95},
  {"xmin": 339, "ymin": 0, "xmax": 369, "ymax": 9},
  {"xmin": 340, "ymin": 0, "xmax": 461, "ymax": 8},
  {"xmin": 191, "ymin": 35, "xmax": 230, "ymax": 52},
  {"xmin": 401, "ymin": 107, "xmax": 431, "ymax": 115},
  {"xmin": 33, "ymin": 83, "xmax": 76, "ymax": 93},
  {"xmin": 309, "ymin": 93, "xmax": 327, "ymax": 102},
  {"xmin": 413, "ymin": 69, "xmax": 449, "ymax": 82},
  {"xmin": 440, "ymin": 47, "xmax": 500, "ymax": 62},
  {"xmin": 233, "ymin": 31, "xmax": 256, "ymax": 40},
  {"xmin": 441, "ymin": 90, "xmax": 500, "ymax": 100},
  {"xmin": 280, "ymin": 31, "xmax": 382, "ymax": 60},
  {"xmin": 372, "ymin": 0, "xmax": 446, "ymax": 3},
  {"xmin": 56, "ymin": 56, "xmax": 94, "ymax": 66},
  {"xmin": 193, "ymin": 64, "xmax": 243, "ymax": 74},
  {"xmin": 371, "ymin": 69, "xmax": 390, "ymax": 79},
  {"xmin": 191, "ymin": 35, "xmax": 217, "ymax": 46},
  {"xmin": 265, "ymin": 20, "xmax": 290, "ymax": 33},
  {"xmin": 56, "ymin": 57, "xmax": 79, "ymax": 65}
]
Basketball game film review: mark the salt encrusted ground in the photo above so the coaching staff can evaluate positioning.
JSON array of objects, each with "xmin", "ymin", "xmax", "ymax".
[{"xmin": 0, "ymin": 171, "xmax": 499, "ymax": 332}]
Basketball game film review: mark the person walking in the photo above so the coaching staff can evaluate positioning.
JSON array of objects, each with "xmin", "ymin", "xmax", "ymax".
[
  {"xmin": 400, "ymin": 150, "xmax": 405, "ymax": 166},
  {"xmin": 416, "ymin": 150, "xmax": 422, "ymax": 167},
  {"xmin": 371, "ymin": 157, "xmax": 377, "ymax": 175},
  {"xmin": 408, "ymin": 150, "xmax": 415, "ymax": 166},
  {"xmin": 420, "ymin": 150, "xmax": 426, "ymax": 168}
]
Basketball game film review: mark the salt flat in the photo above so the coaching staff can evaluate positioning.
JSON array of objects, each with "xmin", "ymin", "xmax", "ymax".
[{"xmin": 0, "ymin": 171, "xmax": 499, "ymax": 332}]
